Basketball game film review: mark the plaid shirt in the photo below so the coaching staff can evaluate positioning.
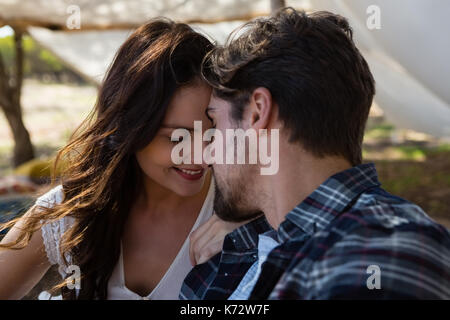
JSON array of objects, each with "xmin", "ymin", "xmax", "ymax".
[
  {"xmin": 180, "ymin": 215, "xmax": 273, "ymax": 299},
  {"xmin": 181, "ymin": 163, "xmax": 450, "ymax": 300}
]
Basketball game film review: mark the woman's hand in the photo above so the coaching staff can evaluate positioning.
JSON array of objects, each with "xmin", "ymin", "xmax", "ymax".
[{"xmin": 189, "ymin": 213, "xmax": 246, "ymax": 266}]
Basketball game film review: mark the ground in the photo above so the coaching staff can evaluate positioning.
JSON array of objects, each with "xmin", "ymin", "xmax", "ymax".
[{"xmin": 364, "ymin": 111, "xmax": 450, "ymax": 228}]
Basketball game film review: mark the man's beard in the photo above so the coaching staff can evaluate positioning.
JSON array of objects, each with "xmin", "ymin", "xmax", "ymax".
[{"xmin": 212, "ymin": 172, "xmax": 262, "ymax": 223}]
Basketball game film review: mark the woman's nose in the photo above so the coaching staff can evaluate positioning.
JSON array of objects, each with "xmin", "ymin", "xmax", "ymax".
[{"xmin": 177, "ymin": 129, "xmax": 214, "ymax": 168}]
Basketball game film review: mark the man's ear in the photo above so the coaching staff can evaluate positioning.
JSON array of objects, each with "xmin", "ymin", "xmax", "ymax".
[{"xmin": 247, "ymin": 87, "xmax": 273, "ymax": 130}]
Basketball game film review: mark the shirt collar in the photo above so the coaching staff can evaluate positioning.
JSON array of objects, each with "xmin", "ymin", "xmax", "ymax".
[
  {"xmin": 277, "ymin": 163, "xmax": 381, "ymax": 242},
  {"xmin": 224, "ymin": 215, "xmax": 273, "ymax": 252}
]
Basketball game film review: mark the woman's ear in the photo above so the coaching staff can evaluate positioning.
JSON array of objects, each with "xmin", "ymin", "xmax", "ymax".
[{"xmin": 247, "ymin": 87, "xmax": 273, "ymax": 130}]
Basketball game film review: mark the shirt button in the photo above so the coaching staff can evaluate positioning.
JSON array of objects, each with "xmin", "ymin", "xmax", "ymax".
[{"xmin": 224, "ymin": 272, "xmax": 228, "ymax": 276}]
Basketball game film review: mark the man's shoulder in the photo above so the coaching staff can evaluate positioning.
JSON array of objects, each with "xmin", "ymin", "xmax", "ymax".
[
  {"xmin": 274, "ymin": 189, "xmax": 450, "ymax": 299},
  {"xmin": 350, "ymin": 186, "xmax": 439, "ymax": 226},
  {"xmin": 335, "ymin": 187, "xmax": 450, "ymax": 245},
  {"xmin": 289, "ymin": 186, "xmax": 450, "ymax": 262}
]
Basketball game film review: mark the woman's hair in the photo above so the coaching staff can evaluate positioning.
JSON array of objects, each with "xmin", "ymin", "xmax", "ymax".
[{"xmin": 0, "ymin": 18, "xmax": 213, "ymax": 299}]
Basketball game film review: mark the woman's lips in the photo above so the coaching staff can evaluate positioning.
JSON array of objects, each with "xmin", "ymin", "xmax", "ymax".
[{"xmin": 173, "ymin": 167, "xmax": 204, "ymax": 181}]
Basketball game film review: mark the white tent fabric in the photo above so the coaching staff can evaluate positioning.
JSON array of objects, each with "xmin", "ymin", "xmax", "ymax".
[
  {"xmin": 15, "ymin": 0, "xmax": 450, "ymax": 137},
  {"xmin": 28, "ymin": 21, "xmax": 245, "ymax": 84},
  {"xmin": 307, "ymin": 0, "xmax": 450, "ymax": 138},
  {"xmin": 0, "ymin": 0, "xmax": 272, "ymax": 27},
  {"xmin": 28, "ymin": 28, "xmax": 131, "ymax": 84}
]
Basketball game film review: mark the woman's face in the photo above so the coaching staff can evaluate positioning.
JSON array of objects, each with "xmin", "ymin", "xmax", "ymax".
[{"xmin": 136, "ymin": 82, "xmax": 212, "ymax": 197}]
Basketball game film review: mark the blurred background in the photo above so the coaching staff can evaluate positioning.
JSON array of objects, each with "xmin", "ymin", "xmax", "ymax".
[{"xmin": 0, "ymin": 1, "xmax": 449, "ymax": 297}]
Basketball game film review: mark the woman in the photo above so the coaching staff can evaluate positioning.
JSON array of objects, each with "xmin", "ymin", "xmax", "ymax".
[{"xmin": 0, "ymin": 19, "xmax": 240, "ymax": 299}]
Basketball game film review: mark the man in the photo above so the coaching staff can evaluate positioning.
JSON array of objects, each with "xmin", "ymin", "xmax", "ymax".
[{"xmin": 181, "ymin": 8, "xmax": 449, "ymax": 299}]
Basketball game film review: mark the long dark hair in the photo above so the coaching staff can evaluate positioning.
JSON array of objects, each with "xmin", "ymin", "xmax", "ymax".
[{"xmin": 0, "ymin": 18, "xmax": 213, "ymax": 299}]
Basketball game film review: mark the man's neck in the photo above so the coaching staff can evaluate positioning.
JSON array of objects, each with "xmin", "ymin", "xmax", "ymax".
[{"xmin": 259, "ymin": 143, "xmax": 352, "ymax": 230}]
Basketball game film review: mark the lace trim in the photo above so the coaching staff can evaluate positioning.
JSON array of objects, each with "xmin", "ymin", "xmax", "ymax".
[
  {"xmin": 37, "ymin": 185, "xmax": 73, "ymax": 279},
  {"xmin": 41, "ymin": 217, "xmax": 74, "ymax": 278}
]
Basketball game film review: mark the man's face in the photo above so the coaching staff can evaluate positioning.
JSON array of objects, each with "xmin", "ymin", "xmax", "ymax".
[{"xmin": 206, "ymin": 94, "xmax": 262, "ymax": 222}]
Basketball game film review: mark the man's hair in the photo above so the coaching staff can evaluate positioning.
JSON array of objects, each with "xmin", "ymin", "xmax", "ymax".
[{"xmin": 202, "ymin": 8, "xmax": 376, "ymax": 165}]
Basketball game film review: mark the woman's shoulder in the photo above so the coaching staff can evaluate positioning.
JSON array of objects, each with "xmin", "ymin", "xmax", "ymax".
[
  {"xmin": 35, "ymin": 185, "xmax": 64, "ymax": 209},
  {"xmin": 37, "ymin": 185, "xmax": 75, "ymax": 271},
  {"xmin": 36, "ymin": 184, "xmax": 74, "ymax": 244}
]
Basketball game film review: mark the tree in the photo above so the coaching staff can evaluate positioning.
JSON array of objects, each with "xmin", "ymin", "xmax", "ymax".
[{"xmin": 0, "ymin": 26, "xmax": 34, "ymax": 167}]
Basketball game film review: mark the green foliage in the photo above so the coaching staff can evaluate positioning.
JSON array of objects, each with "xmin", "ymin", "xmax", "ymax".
[
  {"xmin": 375, "ymin": 148, "xmax": 450, "ymax": 194},
  {"xmin": 0, "ymin": 34, "xmax": 71, "ymax": 77},
  {"xmin": 0, "ymin": 36, "xmax": 14, "ymax": 74},
  {"xmin": 380, "ymin": 165, "xmax": 423, "ymax": 194},
  {"xmin": 365, "ymin": 123, "xmax": 395, "ymax": 139},
  {"xmin": 39, "ymin": 49, "xmax": 63, "ymax": 71},
  {"xmin": 425, "ymin": 144, "xmax": 450, "ymax": 155},
  {"xmin": 394, "ymin": 146, "xmax": 427, "ymax": 161}
]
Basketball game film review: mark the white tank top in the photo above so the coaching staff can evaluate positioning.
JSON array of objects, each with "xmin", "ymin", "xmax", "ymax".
[{"xmin": 37, "ymin": 179, "xmax": 215, "ymax": 300}]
